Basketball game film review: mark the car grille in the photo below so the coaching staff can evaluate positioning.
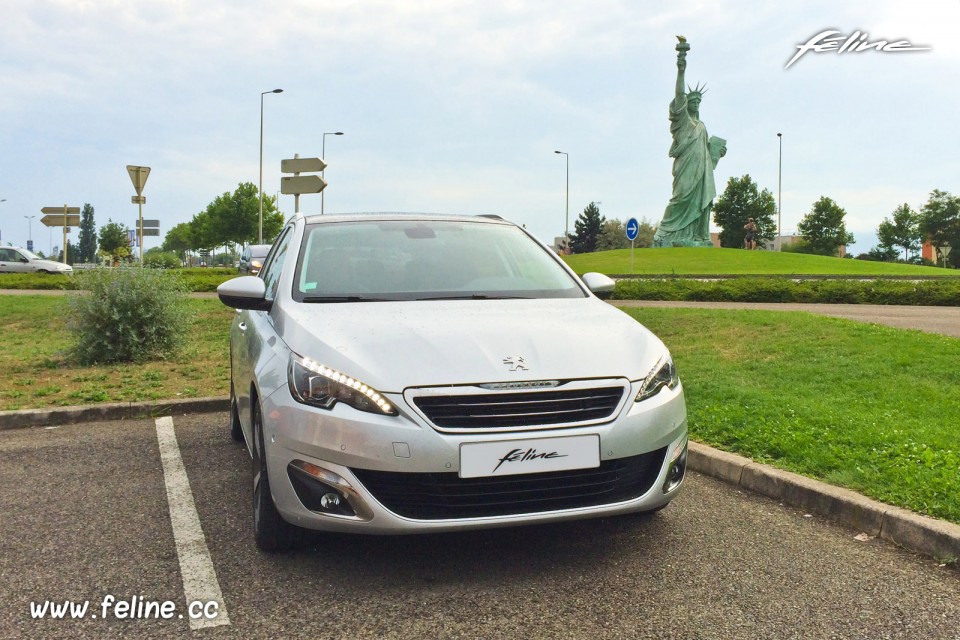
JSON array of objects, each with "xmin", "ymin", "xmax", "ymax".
[
  {"xmin": 350, "ymin": 448, "xmax": 666, "ymax": 520},
  {"xmin": 411, "ymin": 385, "xmax": 626, "ymax": 431}
]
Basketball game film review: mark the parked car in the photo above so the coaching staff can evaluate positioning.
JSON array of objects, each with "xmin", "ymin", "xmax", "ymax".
[
  {"xmin": 238, "ymin": 244, "xmax": 273, "ymax": 276},
  {"xmin": 218, "ymin": 213, "xmax": 688, "ymax": 551},
  {"xmin": 0, "ymin": 247, "xmax": 73, "ymax": 274}
]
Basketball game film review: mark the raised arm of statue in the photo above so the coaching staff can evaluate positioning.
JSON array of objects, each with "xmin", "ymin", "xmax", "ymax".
[{"xmin": 675, "ymin": 53, "xmax": 686, "ymax": 101}]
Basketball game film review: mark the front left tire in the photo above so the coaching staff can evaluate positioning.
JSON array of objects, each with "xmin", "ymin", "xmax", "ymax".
[{"xmin": 251, "ymin": 398, "xmax": 302, "ymax": 552}]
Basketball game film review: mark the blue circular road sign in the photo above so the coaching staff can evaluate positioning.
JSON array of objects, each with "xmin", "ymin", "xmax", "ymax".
[{"xmin": 625, "ymin": 217, "xmax": 640, "ymax": 241}]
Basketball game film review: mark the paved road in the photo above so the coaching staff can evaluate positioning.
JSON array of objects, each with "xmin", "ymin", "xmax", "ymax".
[
  {"xmin": 2, "ymin": 413, "xmax": 958, "ymax": 639},
  {"xmin": 613, "ymin": 300, "xmax": 960, "ymax": 338}
]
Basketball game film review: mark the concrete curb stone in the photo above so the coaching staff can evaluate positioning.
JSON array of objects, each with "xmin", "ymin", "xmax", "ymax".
[
  {"xmin": 0, "ymin": 402, "xmax": 956, "ymax": 566},
  {"xmin": 689, "ymin": 441, "xmax": 960, "ymax": 565}
]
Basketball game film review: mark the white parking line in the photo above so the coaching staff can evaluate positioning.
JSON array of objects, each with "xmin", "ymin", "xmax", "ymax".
[{"xmin": 155, "ymin": 416, "xmax": 231, "ymax": 630}]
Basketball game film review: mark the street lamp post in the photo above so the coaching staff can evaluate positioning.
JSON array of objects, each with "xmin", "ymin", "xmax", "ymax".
[
  {"xmin": 321, "ymin": 132, "xmax": 344, "ymax": 215},
  {"xmin": 777, "ymin": 133, "xmax": 783, "ymax": 251},
  {"xmin": 24, "ymin": 215, "xmax": 36, "ymax": 251},
  {"xmin": 0, "ymin": 199, "xmax": 6, "ymax": 243},
  {"xmin": 554, "ymin": 150, "xmax": 569, "ymax": 246},
  {"xmin": 259, "ymin": 88, "xmax": 284, "ymax": 244}
]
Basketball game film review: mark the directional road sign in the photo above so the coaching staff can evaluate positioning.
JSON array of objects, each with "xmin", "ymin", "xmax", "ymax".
[
  {"xmin": 141, "ymin": 229, "xmax": 160, "ymax": 237},
  {"xmin": 281, "ymin": 157, "xmax": 327, "ymax": 173},
  {"xmin": 281, "ymin": 175, "xmax": 328, "ymax": 195},
  {"xmin": 127, "ymin": 165, "xmax": 151, "ymax": 195},
  {"xmin": 131, "ymin": 196, "xmax": 146, "ymax": 204},
  {"xmin": 140, "ymin": 219, "xmax": 160, "ymax": 228},
  {"xmin": 626, "ymin": 217, "xmax": 640, "ymax": 241},
  {"xmin": 42, "ymin": 214, "xmax": 80, "ymax": 227},
  {"xmin": 41, "ymin": 207, "xmax": 80, "ymax": 215}
]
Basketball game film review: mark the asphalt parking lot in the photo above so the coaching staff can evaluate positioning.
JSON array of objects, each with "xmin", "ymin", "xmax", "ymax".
[{"xmin": 2, "ymin": 413, "xmax": 958, "ymax": 639}]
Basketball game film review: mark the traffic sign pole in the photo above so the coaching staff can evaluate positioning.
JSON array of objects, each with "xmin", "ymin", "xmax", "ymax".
[
  {"xmin": 127, "ymin": 165, "xmax": 151, "ymax": 263},
  {"xmin": 625, "ymin": 217, "xmax": 640, "ymax": 275}
]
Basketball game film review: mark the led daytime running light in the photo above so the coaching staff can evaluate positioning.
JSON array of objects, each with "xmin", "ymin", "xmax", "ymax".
[{"xmin": 294, "ymin": 356, "xmax": 395, "ymax": 414}]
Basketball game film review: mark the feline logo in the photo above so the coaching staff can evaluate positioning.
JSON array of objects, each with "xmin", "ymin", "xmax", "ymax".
[{"xmin": 786, "ymin": 30, "xmax": 930, "ymax": 69}]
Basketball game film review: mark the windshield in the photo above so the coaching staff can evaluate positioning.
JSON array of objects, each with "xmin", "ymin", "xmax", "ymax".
[
  {"xmin": 292, "ymin": 220, "xmax": 584, "ymax": 301},
  {"xmin": 19, "ymin": 248, "xmax": 41, "ymax": 260}
]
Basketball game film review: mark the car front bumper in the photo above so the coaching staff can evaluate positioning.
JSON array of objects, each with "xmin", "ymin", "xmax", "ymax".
[{"xmin": 259, "ymin": 381, "xmax": 688, "ymax": 535}]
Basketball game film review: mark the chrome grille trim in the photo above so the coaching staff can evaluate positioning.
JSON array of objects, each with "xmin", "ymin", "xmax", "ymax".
[{"xmin": 404, "ymin": 378, "xmax": 630, "ymax": 433}]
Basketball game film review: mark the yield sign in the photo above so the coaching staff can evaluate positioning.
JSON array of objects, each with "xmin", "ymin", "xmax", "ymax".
[{"xmin": 127, "ymin": 165, "xmax": 151, "ymax": 195}]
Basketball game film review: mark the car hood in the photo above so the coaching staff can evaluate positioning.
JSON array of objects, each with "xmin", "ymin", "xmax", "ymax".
[{"xmin": 275, "ymin": 298, "xmax": 666, "ymax": 391}]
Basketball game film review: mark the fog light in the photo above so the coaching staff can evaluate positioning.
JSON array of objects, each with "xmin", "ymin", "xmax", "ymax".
[
  {"xmin": 663, "ymin": 439, "xmax": 688, "ymax": 493},
  {"xmin": 320, "ymin": 493, "xmax": 342, "ymax": 510},
  {"xmin": 287, "ymin": 460, "xmax": 373, "ymax": 520}
]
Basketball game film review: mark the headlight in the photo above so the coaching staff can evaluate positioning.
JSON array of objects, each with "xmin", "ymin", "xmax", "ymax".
[
  {"xmin": 251, "ymin": 260, "xmax": 263, "ymax": 270},
  {"xmin": 634, "ymin": 354, "xmax": 680, "ymax": 403},
  {"xmin": 288, "ymin": 354, "xmax": 397, "ymax": 416}
]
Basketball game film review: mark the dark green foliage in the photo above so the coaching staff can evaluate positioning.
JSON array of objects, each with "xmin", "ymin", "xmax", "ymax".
[
  {"xmin": 78, "ymin": 203, "xmax": 98, "ymax": 263},
  {"xmin": 918, "ymin": 189, "xmax": 960, "ymax": 268},
  {"xmin": 712, "ymin": 175, "xmax": 777, "ymax": 248},
  {"xmin": 877, "ymin": 203, "xmax": 920, "ymax": 262},
  {"xmin": 98, "ymin": 219, "xmax": 132, "ymax": 263},
  {"xmin": 797, "ymin": 197, "xmax": 855, "ymax": 256},
  {"xmin": 612, "ymin": 277, "xmax": 960, "ymax": 306},
  {"xmin": 67, "ymin": 267, "xmax": 189, "ymax": 364},
  {"xmin": 569, "ymin": 202, "xmax": 604, "ymax": 254},
  {"xmin": 144, "ymin": 250, "xmax": 182, "ymax": 269}
]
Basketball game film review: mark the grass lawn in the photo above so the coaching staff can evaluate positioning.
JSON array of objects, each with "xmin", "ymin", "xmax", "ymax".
[
  {"xmin": 564, "ymin": 247, "xmax": 956, "ymax": 276},
  {"xmin": 2, "ymin": 294, "xmax": 958, "ymax": 525},
  {"xmin": 619, "ymin": 306, "xmax": 960, "ymax": 525},
  {"xmin": 0, "ymin": 296, "xmax": 234, "ymax": 409}
]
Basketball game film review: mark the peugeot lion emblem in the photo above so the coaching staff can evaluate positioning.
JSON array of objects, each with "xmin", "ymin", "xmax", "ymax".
[{"xmin": 502, "ymin": 356, "xmax": 529, "ymax": 372}]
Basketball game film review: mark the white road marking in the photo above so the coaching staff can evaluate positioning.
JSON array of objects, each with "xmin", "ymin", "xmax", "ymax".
[{"xmin": 155, "ymin": 416, "xmax": 231, "ymax": 630}]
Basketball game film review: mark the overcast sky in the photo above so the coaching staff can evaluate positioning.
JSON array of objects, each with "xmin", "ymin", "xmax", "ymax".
[{"xmin": 2, "ymin": 0, "xmax": 958, "ymax": 256}]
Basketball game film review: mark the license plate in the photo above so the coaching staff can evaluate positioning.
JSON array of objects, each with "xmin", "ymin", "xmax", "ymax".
[{"xmin": 459, "ymin": 434, "xmax": 600, "ymax": 479}]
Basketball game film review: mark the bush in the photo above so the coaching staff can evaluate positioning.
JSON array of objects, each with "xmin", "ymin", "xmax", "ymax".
[
  {"xmin": 144, "ymin": 251, "xmax": 182, "ymax": 269},
  {"xmin": 67, "ymin": 267, "xmax": 190, "ymax": 364},
  {"xmin": 611, "ymin": 277, "xmax": 960, "ymax": 306}
]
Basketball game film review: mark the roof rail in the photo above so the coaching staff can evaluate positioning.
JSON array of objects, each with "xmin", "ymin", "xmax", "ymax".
[{"xmin": 476, "ymin": 214, "xmax": 504, "ymax": 220}]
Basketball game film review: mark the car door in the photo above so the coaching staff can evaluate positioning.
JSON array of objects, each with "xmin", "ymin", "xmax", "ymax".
[
  {"xmin": 0, "ymin": 249, "xmax": 30, "ymax": 273},
  {"xmin": 231, "ymin": 227, "xmax": 294, "ymax": 445}
]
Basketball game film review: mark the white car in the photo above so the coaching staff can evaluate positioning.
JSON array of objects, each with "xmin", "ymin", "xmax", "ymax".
[
  {"xmin": 218, "ymin": 213, "xmax": 688, "ymax": 551},
  {"xmin": 0, "ymin": 247, "xmax": 73, "ymax": 274}
]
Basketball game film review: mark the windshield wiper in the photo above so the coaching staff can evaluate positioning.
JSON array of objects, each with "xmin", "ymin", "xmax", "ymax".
[
  {"xmin": 300, "ymin": 295, "xmax": 392, "ymax": 303},
  {"xmin": 416, "ymin": 294, "xmax": 533, "ymax": 301}
]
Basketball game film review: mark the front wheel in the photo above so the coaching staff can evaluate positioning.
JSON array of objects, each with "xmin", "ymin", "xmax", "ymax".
[{"xmin": 251, "ymin": 399, "xmax": 302, "ymax": 552}]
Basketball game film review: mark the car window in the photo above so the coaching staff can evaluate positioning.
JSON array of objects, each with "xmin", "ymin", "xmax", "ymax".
[
  {"xmin": 259, "ymin": 228, "xmax": 293, "ymax": 301},
  {"xmin": 293, "ymin": 220, "xmax": 584, "ymax": 301},
  {"xmin": 0, "ymin": 249, "xmax": 13, "ymax": 261}
]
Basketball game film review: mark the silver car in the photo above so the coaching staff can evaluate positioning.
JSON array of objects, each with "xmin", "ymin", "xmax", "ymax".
[
  {"xmin": 219, "ymin": 213, "xmax": 688, "ymax": 551},
  {"xmin": 0, "ymin": 246, "xmax": 73, "ymax": 274}
]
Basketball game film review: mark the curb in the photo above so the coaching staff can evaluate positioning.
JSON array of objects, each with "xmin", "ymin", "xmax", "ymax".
[
  {"xmin": 688, "ymin": 442, "xmax": 960, "ymax": 566},
  {"xmin": 0, "ymin": 397, "xmax": 230, "ymax": 431},
  {"xmin": 1, "ymin": 402, "xmax": 956, "ymax": 567}
]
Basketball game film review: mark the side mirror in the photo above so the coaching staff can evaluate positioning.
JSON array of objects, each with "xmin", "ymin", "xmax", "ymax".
[
  {"xmin": 217, "ymin": 276, "xmax": 272, "ymax": 311},
  {"xmin": 581, "ymin": 272, "xmax": 616, "ymax": 299}
]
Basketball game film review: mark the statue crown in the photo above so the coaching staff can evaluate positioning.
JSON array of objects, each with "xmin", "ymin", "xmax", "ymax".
[{"xmin": 686, "ymin": 82, "xmax": 708, "ymax": 100}]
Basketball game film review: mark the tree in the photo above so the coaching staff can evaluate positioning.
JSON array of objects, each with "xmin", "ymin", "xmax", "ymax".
[
  {"xmin": 856, "ymin": 246, "xmax": 899, "ymax": 262},
  {"xmin": 98, "ymin": 219, "xmax": 132, "ymax": 263},
  {"xmin": 57, "ymin": 240, "xmax": 79, "ymax": 265},
  {"xmin": 918, "ymin": 189, "xmax": 960, "ymax": 268},
  {"xmin": 595, "ymin": 218, "xmax": 658, "ymax": 251},
  {"xmin": 877, "ymin": 203, "xmax": 920, "ymax": 262},
  {"xmin": 712, "ymin": 175, "xmax": 777, "ymax": 249},
  {"xmin": 797, "ymin": 196, "xmax": 854, "ymax": 256},
  {"xmin": 201, "ymin": 182, "xmax": 284, "ymax": 247},
  {"xmin": 569, "ymin": 202, "xmax": 604, "ymax": 254},
  {"xmin": 596, "ymin": 219, "xmax": 630, "ymax": 251},
  {"xmin": 78, "ymin": 203, "xmax": 98, "ymax": 263},
  {"xmin": 162, "ymin": 222, "xmax": 195, "ymax": 260}
]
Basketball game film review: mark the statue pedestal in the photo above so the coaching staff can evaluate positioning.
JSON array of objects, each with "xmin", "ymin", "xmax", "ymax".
[{"xmin": 653, "ymin": 238, "xmax": 715, "ymax": 248}]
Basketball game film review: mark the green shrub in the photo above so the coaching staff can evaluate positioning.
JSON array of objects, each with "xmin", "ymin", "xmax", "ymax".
[
  {"xmin": 67, "ymin": 267, "xmax": 190, "ymax": 364},
  {"xmin": 144, "ymin": 251, "xmax": 182, "ymax": 269},
  {"xmin": 612, "ymin": 277, "xmax": 960, "ymax": 306}
]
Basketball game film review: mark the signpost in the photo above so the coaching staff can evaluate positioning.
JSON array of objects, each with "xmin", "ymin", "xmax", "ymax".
[
  {"xmin": 280, "ymin": 154, "xmax": 327, "ymax": 214},
  {"xmin": 126, "ymin": 165, "xmax": 151, "ymax": 262},
  {"xmin": 41, "ymin": 206, "xmax": 80, "ymax": 263},
  {"xmin": 132, "ymin": 219, "xmax": 160, "ymax": 241},
  {"xmin": 625, "ymin": 217, "xmax": 640, "ymax": 274}
]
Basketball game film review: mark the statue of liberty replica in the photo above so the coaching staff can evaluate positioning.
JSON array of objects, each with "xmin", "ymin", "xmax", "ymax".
[{"xmin": 653, "ymin": 37, "xmax": 727, "ymax": 247}]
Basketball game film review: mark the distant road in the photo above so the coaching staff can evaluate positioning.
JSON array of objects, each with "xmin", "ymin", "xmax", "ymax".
[{"xmin": 613, "ymin": 300, "xmax": 960, "ymax": 338}]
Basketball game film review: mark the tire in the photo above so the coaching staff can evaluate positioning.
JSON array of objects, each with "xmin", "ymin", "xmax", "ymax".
[
  {"xmin": 229, "ymin": 384, "xmax": 243, "ymax": 443},
  {"xmin": 251, "ymin": 399, "xmax": 302, "ymax": 552}
]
